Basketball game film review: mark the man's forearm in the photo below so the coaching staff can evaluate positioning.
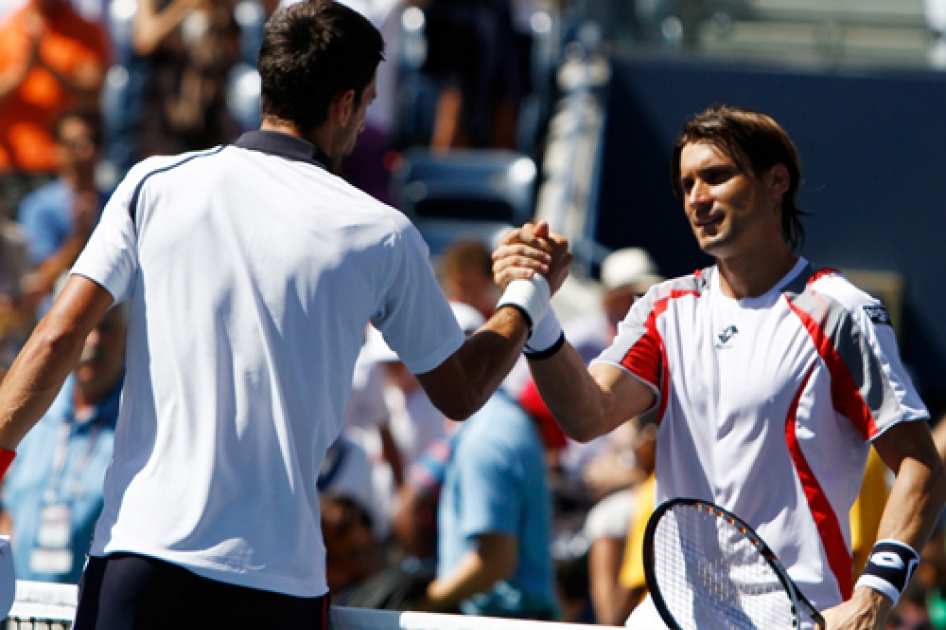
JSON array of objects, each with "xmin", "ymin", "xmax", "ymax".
[
  {"xmin": 418, "ymin": 306, "xmax": 529, "ymax": 421},
  {"xmin": 0, "ymin": 276, "xmax": 113, "ymax": 449},
  {"xmin": 873, "ymin": 447, "xmax": 946, "ymax": 553},
  {"xmin": 528, "ymin": 347, "xmax": 655, "ymax": 444}
]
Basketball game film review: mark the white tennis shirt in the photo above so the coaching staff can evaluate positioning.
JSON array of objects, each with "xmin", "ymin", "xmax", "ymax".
[
  {"xmin": 71, "ymin": 131, "xmax": 465, "ymax": 597},
  {"xmin": 597, "ymin": 258, "xmax": 927, "ymax": 612}
]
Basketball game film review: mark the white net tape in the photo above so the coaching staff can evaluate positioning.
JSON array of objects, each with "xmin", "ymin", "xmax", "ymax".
[{"xmin": 5, "ymin": 582, "xmax": 602, "ymax": 630}]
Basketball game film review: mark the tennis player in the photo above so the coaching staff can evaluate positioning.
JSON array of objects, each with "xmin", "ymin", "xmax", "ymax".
[
  {"xmin": 0, "ymin": 1, "xmax": 570, "ymax": 628},
  {"xmin": 494, "ymin": 105, "xmax": 946, "ymax": 629}
]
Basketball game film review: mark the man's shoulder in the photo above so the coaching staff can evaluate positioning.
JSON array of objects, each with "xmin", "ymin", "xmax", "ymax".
[
  {"xmin": 790, "ymin": 265, "xmax": 881, "ymax": 310},
  {"xmin": 632, "ymin": 269, "xmax": 709, "ymax": 314},
  {"xmin": 786, "ymin": 264, "xmax": 892, "ymax": 330}
]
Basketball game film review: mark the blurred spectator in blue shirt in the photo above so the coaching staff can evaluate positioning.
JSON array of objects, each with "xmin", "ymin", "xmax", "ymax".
[
  {"xmin": 423, "ymin": 389, "xmax": 558, "ymax": 620},
  {"xmin": 17, "ymin": 109, "xmax": 106, "ymax": 313},
  {"xmin": 0, "ymin": 301, "xmax": 126, "ymax": 583}
]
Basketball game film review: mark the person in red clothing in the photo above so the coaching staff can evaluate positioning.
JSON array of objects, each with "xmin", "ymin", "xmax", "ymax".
[{"xmin": 0, "ymin": 0, "xmax": 109, "ymax": 215}]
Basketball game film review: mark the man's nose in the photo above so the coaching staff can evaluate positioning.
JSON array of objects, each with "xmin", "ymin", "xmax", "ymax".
[{"xmin": 688, "ymin": 180, "xmax": 711, "ymax": 206}]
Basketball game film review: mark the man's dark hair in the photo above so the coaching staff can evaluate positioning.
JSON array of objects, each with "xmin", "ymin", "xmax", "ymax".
[
  {"xmin": 258, "ymin": 0, "xmax": 384, "ymax": 134},
  {"xmin": 671, "ymin": 105, "xmax": 807, "ymax": 251}
]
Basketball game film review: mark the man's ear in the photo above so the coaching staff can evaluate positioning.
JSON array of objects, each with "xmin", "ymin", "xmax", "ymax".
[
  {"xmin": 770, "ymin": 163, "xmax": 790, "ymax": 198},
  {"xmin": 330, "ymin": 89, "xmax": 357, "ymax": 127}
]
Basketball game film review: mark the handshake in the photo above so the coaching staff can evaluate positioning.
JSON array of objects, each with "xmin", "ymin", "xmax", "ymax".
[{"xmin": 491, "ymin": 221, "xmax": 573, "ymax": 358}]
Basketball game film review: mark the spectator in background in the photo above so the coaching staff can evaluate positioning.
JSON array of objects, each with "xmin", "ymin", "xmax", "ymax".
[
  {"xmin": 18, "ymin": 109, "xmax": 105, "ymax": 313},
  {"xmin": 391, "ymin": 302, "xmax": 485, "ymax": 565},
  {"xmin": 335, "ymin": 0, "xmax": 403, "ymax": 204},
  {"xmin": 341, "ymin": 332, "xmax": 402, "ymax": 541},
  {"xmin": 423, "ymin": 386, "xmax": 558, "ymax": 620},
  {"xmin": 0, "ymin": 0, "xmax": 109, "ymax": 216},
  {"xmin": 366, "ymin": 324, "xmax": 449, "ymax": 477},
  {"xmin": 440, "ymin": 238, "xmax": 498, "ymax": 320},
  {"xmin": 318, "ymin": 434, "xmax": 385, "ymax": 603},
  {"xmin": 421, "ymin": 0, "xmax": 526, "ymax": 150},
  {"xmin": 0, "ymin": 209, "xmax": 33, "ymax": 380},
  {"xmin": 132, "ymin": 0, "xmax": 241, "ymax": 156},
  {"xmin": 915, "ymin": 515, "xmax": 946, "ymax": 629},
  {"xmin": 0, "ymin": 302, "xmax": 126, "ymax": 584},
  {"xmin": 320, "ymin": 493, "xmax": 385, "ymax": 603},
  {"xmin": 586, "ymin": 413, "xmax": 656, "ymax": 625}
]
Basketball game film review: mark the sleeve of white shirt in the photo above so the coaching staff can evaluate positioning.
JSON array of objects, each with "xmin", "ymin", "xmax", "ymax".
[
  {"xmin": 70, "ymin": 162, "xmax": 147, "ymax": 302},
  {"xmin": 371, "ymin": 213, "xmax": 465, "ymax": 376},
  {"xmin": 812, "ymin": 273, "xmax": 929, "ymax": 438}
]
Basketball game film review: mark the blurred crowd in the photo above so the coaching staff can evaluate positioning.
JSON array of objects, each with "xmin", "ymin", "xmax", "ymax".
[
  {"xmin": 3, "ymin": 0, "xmax": 946, "ymax": 627},
  {"xmin": 0, "ymin": 0, "xmax": 543, "ymax": 369}
]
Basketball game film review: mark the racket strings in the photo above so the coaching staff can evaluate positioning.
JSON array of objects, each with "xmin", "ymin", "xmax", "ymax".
[{"xmin": 653, "ymin": 505, "xmax": 798, "ymax": 629}]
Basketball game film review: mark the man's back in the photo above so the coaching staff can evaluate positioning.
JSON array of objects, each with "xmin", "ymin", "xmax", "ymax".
[{"xmin": 72, "ymin": 132, "xmax": 465, "ymax": 597}]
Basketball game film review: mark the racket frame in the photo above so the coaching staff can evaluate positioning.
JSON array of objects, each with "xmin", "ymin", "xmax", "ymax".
[{"xmin": 642, "ymin": 497, "xmax": 825, "ymax": 630}]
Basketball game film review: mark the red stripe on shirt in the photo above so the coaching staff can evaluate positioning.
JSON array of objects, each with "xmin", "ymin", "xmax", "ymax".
[
  {"xmin": 785, "ymin": 363, "xmax": 853, "ymax": 599},
  {"xmin": 788, "ymin": 298, "xmax": 878, "ymax": 440},
  {"xmin": 620, "ymin": 290, "xmax": 699, "ymax": 393}
]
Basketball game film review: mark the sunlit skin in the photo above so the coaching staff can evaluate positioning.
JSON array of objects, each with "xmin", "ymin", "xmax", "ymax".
[{"xmin": 678, "ymin": 141, "xmax": 796, "ymax": 299}]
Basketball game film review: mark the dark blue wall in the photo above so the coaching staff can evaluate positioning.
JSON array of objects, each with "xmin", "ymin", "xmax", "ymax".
[{"xmin": 595, "ymin": 57, "xmax": 946, "ymax": 409}]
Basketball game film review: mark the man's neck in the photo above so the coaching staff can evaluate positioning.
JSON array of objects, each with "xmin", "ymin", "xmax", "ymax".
[
  {"xmin": 716, "ymin": 246, "xmax": 799, "ymax": 299},
  {"xmin": 259, "ymin": 119, "xmax": 335, "ymax": 167}
]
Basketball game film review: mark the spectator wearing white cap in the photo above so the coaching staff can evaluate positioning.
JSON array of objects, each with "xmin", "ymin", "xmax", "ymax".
[
  {"xmin": 360, "ymin": 303, "xmax": 488, "ymax": 538},
  {"xmin": 550, "ymin": 248, "xmax": 664, "ymax": 484},
  {"xmin": 565, "ymin": 247, "xmax": 664, "ymax": 367}
]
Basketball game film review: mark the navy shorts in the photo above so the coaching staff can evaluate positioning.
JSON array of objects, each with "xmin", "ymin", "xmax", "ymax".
[{"xmin": 74, "ymin": 553, "xmax": 330, "ymax": 630}]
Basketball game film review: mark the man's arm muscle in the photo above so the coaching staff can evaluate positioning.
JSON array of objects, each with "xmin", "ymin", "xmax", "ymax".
[
  {"xmin": 0, "ymin": 275, "xmax": 114, "ymax": 449},
  {"xmin": 528, "ymin": 347, "xmax": 656, "ymax": 443}
]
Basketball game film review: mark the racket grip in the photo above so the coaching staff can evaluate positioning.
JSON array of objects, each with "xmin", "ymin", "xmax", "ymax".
[{"xmin": 810, "ymin": 608, "xmax": 826, "ymax": 629}]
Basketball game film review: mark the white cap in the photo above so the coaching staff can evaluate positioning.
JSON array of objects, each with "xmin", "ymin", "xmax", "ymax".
[
  {"xmin": 600, "ymin": 248, "xmax": 664, "ymax": 292},
  {"xmin": 362, "ymin": 302, "xmax": 485, "ymax": 364}
]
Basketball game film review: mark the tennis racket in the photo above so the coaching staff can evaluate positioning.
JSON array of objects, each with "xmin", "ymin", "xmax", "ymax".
[{"xmin": 643, "ymin": 498, "xmax": 825, "ymax": 630}]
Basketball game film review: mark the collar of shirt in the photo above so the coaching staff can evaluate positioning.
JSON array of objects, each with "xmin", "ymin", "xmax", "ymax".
[{"xmin": 234, "ymin": 131, "xmax": 331, "ymax": 171}]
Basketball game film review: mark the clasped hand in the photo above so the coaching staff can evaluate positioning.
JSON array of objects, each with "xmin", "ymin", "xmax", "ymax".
[{"xmin": 492, "ymin": 221, "xmax": 572, "ymax": 294}]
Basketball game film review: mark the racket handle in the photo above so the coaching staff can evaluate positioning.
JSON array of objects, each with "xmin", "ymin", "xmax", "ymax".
[{"xmin": 810, "ymin": 607, "xmax": 826, "ymax": 629}]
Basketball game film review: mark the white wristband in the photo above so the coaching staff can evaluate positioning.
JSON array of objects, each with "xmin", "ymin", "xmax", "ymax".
[
  {"xmin": 497, "ymin": 275, "xmax": 551, "ymax": 333},
  {"xmin": 525, "ymin": 309, "xmax": 563, "ymax": 355}
]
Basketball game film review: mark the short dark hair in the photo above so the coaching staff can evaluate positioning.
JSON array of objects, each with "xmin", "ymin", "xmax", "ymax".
[
  {"xmin": 671, "ymin": 105, "xmax": 807, "ymax": 251},
  {"xmin": 258, "ymin": 0, "xmax": 384, "ymax": 134}
]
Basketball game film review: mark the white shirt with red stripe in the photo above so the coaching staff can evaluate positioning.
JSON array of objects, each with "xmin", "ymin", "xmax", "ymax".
[{"xmin": 595, "ymin": 257, "xmax": 927, "ymax": 618}]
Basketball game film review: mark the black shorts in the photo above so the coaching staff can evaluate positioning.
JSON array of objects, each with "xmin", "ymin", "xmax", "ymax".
[{"xmin": 74, "ymin": 553, "xmax": 330, "ymax": 630}]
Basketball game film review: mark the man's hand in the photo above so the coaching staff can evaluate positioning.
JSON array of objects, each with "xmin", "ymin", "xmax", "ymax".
[
  {"xmin": 492, "ymin": 221, "xmax": 572, "ymax": 294},
  {"xmin": 820, "ymin": 587, "xmax": 891, "ymax": 630}
]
